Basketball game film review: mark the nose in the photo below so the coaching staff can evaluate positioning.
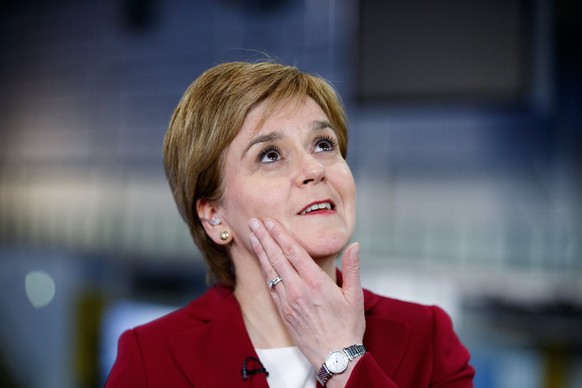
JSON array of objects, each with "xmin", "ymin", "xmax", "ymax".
[{"xmin": 296, "ymin": 154, "xmax": 326, "ymax": 186}]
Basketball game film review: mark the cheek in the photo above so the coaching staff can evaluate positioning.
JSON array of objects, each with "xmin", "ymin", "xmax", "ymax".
[
  {"xmin": 224, "ymin": 178, "xmax": 283, "ymax": 221},
  {"xmin": 335, "ymin": 165, "xmax": 356, "ymax": 201},
  {"xmin": 251, "ymin": 190, "xmax": 286, "ymax": 219},
  {"xmin": 335, "ymin": 167, "xmax": 357, "ymax": 225}
]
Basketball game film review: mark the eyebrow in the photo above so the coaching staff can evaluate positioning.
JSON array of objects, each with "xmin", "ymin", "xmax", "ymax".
[
  {"xmin": 313, "ymin": 120, "xmax": 334, "ymax": 132},
  {"xmin": 241, "ymin": 132, "xmax": 285, "ymax": 160},
  {"xmin": 240, "ymin": 120, "xmax": 336, "ymax": 160}
]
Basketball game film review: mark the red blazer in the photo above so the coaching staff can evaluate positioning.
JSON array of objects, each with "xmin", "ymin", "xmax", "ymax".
[{"xmin": 107, "ymin": 281, "xmax": 474, "ymax": 387}]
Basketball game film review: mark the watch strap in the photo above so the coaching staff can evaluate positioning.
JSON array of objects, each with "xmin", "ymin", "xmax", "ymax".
[
  {"xmin": 344, "ymin": 343, "xmax": 367, "ymax": 361},
  {"xmin": 317, "ymin": 363, "xmax": 332, "ymax": 386}
]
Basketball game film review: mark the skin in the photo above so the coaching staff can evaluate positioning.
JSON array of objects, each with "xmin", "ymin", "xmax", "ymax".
[{"xmin": 197, "ymin": 97, "xmax": 366, "ymax": 386}]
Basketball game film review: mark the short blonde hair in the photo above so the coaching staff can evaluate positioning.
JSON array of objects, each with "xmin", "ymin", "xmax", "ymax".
[{"xmin": 163, "ymin": 61, "xmax": 348, "ymax": 288}]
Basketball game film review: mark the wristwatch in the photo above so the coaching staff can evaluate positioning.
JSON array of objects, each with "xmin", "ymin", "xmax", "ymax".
[{"xmin": 317, "ymin": 344, "xmax": 366, "ymax": 386}]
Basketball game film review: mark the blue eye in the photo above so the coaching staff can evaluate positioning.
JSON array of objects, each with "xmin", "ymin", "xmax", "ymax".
[
  {"xmin": 314, "ymin": 136, "xmax": 338, "ymax": 153},
  {"xmin": 258, "ymin": 145, "xmax": 281, "ymax": 163}
]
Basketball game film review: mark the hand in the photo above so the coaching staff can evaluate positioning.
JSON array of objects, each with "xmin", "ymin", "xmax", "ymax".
[{"xmin": 248, "ymin": 217, "xmax": 365, "ymax": 370}]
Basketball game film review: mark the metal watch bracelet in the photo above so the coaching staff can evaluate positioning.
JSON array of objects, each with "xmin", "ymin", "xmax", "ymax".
[{"xmin": 316, "ymin": 344, "xmax": 367, "ymax": 386}]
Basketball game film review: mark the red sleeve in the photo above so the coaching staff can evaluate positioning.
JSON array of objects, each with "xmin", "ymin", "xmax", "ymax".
[
  {"xmin": 105, "ymin": 329, "xmax": 147, "ymax": 387},
  {"xmin": 430, "ymin": 306, "xmax": 474, "ymax": 387}
]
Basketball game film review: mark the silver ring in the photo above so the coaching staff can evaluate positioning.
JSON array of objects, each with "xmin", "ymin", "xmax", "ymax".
[{"xmin": 267, "ymin": 276, "xmax": 282, "ymax": 289}]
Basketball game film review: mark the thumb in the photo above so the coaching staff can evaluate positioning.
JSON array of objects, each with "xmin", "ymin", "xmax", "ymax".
[{"xmin": 341, "ymin": 242, "xmax": 362, "ymax": 302}]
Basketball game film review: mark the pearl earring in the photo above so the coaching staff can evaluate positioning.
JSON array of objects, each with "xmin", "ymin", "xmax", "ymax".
[{"xmin": 219, "ymin": 231, "xmax": 230, "ymax": 241}]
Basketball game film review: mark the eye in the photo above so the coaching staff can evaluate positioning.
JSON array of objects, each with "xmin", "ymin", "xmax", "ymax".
[
  {"xmin": 314, "ymin": 136, "xmax": 338, "ymax": 153},
  {"xmin": 257, "ymin": 145, "xmax": 282, "ymax": 163}
]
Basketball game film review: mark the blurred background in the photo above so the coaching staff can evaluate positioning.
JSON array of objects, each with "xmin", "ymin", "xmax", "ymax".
[{"xmin": 0, "ymin": 0, "xmax": 580, "ymax": 387}]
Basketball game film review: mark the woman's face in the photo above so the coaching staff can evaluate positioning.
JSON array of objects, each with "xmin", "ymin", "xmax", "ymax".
[{"xmin": 219, "ymin": 97, "xmax": 356, "ymax": 261}]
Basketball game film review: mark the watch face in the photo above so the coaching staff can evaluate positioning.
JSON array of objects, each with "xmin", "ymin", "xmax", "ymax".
[{"xmin": 325, "ymin": 350, "xmax": 349, "ymax": 374}]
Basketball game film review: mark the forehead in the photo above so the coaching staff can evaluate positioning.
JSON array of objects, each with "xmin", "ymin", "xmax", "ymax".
[{"xmin": 242, "ymin": 96, "xmax": 328, "ymax": 136}]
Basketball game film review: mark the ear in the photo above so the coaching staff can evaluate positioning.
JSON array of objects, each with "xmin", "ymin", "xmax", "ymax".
[{"xmin": 196, "ymin": 198, "xmax": 232, "ymax": 245}]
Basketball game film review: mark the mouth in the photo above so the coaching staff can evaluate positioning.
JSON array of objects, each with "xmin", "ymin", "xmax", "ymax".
[{"xmin": 298, "ymin": 200, "xmax": 335, "ymax": 215}]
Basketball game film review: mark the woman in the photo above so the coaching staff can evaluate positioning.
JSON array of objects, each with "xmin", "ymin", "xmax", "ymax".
[{"xmin": 107, "ymin": 61, "xmax": 474, "ymax": 387}]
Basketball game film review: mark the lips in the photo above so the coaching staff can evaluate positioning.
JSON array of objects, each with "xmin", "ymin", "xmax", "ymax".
[{"xmin": 299, "ymin": 200, "xmax": 335, "ymax": 215}]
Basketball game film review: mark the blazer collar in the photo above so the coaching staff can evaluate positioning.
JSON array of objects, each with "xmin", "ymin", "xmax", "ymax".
[
  {"xmin": 169, "ymin": 275, "xmax": 409, "ymax": 386},
  {"xmin": 362, "ymin": 291, "xmax": 410, "ymax": 378},
  {"xmin": 169, "ymin": 286, "xmax": 269, "ymax": 387}
]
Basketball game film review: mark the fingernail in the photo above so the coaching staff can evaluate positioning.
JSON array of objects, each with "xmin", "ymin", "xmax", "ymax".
[
  {"xmin": 264, "ymin": 219, "xmax": 274, "ymax": 230},
  {"xmin": 249, "ymin": 233, "xmax": 259, "ymax": 246},
  {"xmin": 249, "ymin": 218, "xmax": 260, "ymax": 231},
  {"xmin": 352, "ymin": 242, "xmax": 360, "ymax": 256}
]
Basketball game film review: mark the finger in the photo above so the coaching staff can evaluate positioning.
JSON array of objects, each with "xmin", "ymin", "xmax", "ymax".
[
  {"xmin": 249, "ymin": 232, "xmax": 277, "ymax": 279},
  {"xmin": 341, "ymin": 242, "xmax": 363, "ymax": 303},
  {"xmin": 263, "ymin": 218, "xmax": 321, "ymax": 276},
  {"xmin": 248, "ymin": 218, "xmax": 299, "ymax": 283},
  {"xmin": 250, "ymin": 233, "xmax": 290, "ymax": 305}
]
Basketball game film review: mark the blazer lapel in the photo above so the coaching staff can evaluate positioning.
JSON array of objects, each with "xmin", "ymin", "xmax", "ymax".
[
  {"xmin": 337, "ymin": 270, "xmax": 409, "ymax": 377},
  {"xmin": 363, "ymin": 289, "xmax": 410, "ymax": 378},
  {"xmin": 168, "ymin": 287, "xmax": 269, "ymax": 387}
]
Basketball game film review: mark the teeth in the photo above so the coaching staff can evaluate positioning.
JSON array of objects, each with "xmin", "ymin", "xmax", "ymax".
[{"xmin": 301, "ymin": 202, "xmax": 332, "ymax": 215}]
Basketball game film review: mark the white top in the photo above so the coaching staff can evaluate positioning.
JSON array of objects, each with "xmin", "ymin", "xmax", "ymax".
[{"xmin": 255, "ymin": 346, "xmax": 316, "ymax": 388}]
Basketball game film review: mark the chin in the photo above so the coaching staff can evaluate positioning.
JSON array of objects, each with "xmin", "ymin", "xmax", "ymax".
[{"xmin": 299, "ymin": 233, "xmax": 350, "ymax": 260}]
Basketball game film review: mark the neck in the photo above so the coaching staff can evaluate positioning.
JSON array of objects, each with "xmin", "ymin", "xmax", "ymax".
[
  {"xmin": 231, "ymin": 245, "xmax": 338, "ymax": 349},
  {"xmin": 234, "ymin": 256, "xmax": 293, "ymax": 348}
]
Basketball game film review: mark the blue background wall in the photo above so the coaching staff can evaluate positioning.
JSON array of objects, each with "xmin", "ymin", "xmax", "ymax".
[{"xmin": 0, "ymin": 0, "xmax": 580, "ymax": 387}]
